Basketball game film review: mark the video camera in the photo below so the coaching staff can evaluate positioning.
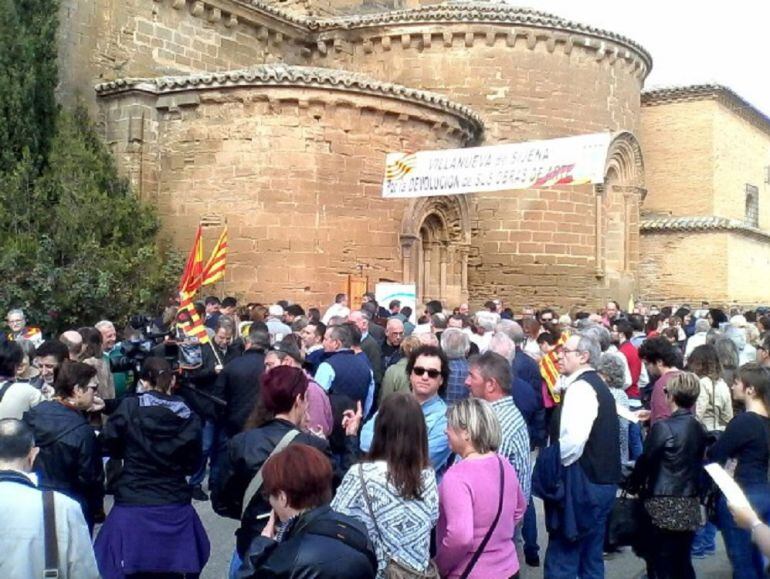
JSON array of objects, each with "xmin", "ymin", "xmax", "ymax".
[{"xmin": 123, "ymin": 315, "xmax": 173, "ymax": 363}]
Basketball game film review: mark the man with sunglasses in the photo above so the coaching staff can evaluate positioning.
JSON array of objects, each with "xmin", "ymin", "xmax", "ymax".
[
  {"xmin": 359, "ymin": 344, "xmax": 451, "ymax": 477},
  {"xmin": 544, "ymin": 333, "xmax": 621, "ymax": 579}
]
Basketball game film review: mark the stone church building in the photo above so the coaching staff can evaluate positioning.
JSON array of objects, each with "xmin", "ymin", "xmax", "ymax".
[{"xmin": 57, "ymin": 0, "xmax": 770, "ymax": 309}]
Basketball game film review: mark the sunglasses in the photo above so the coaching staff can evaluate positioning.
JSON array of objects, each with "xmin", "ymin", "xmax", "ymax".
[{"xmin": 412, "ymin": 366, "xmax": 441, "ymax": 379}]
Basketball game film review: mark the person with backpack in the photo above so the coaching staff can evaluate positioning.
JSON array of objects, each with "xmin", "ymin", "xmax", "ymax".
[{"xmin": 238, "ymin": 444, "xmax": 377, "ymax": 579}]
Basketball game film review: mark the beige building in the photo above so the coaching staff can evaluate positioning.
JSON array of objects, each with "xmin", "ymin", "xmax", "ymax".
[
  {"xmin": 639, "ymin": 85, "xmax": 770, "ymax": 305},
  {"xmin": 58, "ymin": 0, "xmax": 769, "ymax": 310}
]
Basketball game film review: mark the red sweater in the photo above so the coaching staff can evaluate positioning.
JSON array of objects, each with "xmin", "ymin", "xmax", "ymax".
[{"xmin": 618, "ymin": 340, "xmax": 641, "ymax": 399}]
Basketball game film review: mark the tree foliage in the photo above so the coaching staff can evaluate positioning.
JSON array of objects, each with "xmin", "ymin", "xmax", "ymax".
[{"xmin": 0, "ymin": 0, "xmax": 180, "ymax": 334}]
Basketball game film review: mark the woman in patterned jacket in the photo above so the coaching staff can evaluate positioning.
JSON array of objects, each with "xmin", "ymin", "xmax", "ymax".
[{"xmin": 331, "ymin": 390, "xmax": 439, "ymax": 578}]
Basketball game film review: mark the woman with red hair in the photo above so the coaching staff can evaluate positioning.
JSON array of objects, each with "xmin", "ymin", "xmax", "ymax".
[
  {"xmin": 212, "ymin": 366, "xmax": 334, "ymax": 578},
  {"xmin": 238, "ymin": 444, "xmax": 377, "ymax": 578}
]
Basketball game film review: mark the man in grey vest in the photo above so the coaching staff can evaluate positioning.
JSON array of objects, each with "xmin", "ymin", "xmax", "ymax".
[{"xmin": 544, "ymin": 333, "xmax": 621, "ymax": 578}]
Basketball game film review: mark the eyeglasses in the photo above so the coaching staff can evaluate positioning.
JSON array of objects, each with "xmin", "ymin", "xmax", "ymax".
[
  {"xmin": 412, "ymin": 366, "xmax": 441, "ymax": 379},
  {"xmin": 560, "ymin": 347, "xmax": 581, "ymax": 355}
]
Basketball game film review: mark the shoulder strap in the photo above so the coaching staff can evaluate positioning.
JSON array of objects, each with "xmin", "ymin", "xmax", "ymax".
[
  {"xmin": 357, "ymin": 464, "xmax": 387, "ymax": 548},
  {"xmin": 0, "ymin": 381, "xmax": 13, "ymax": 404},
  {"xmin": 43, "ymin": 490, "xmax": 59, "ymax": 578},
  {"xmin": 240, "ymin": 428, "xmax": 301, "ymax": 518},
  {"xmin": 460, "ymin": 456, "xmax": 505, "ymax": 579}
]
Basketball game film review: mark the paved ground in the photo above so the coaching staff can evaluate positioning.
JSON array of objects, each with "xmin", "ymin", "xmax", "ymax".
[{"xmin": 184, "ymin": 493, "xmax": 732, "ymax": 579}]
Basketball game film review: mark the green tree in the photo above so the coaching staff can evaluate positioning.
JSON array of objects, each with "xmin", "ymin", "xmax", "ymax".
[{"xmin": 0, "ymin": 0, "xmax": 180, "ymax": 334}]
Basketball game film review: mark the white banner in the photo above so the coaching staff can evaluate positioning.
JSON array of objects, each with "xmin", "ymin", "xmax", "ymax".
[
  {"xmin": 382, "ymin": 132, "xmax": 612, "ymax": 199},
  {"xmin": 374, "ymin": 283, "xmax": 417, "ymax": 324}
]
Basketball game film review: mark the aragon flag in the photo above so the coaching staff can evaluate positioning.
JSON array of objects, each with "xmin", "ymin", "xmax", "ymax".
[
  {"xmin": 200, "ymin": 226, "xmax": 228, "ymax": 287},
  {"xmin": 178, "ymin": 225, "xmax": 204, "ymax": 295}
]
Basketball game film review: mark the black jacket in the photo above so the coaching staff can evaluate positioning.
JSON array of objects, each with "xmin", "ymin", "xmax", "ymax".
[
  {"xmin": 218, "ymin": 348, "xmax": 266, "ymax": 437},
  {"xmin": 212, "ymin": 419, "xmax": 332, "ymax": 557},
  {"xmin": 101, "ymin": 391, "xmax": 202, "ymax": 506},
  {"xmin": 629, "ymin": 409, "xmax": 707, "ymax": 497},
  {"xmin": 237, "ymin": 505, "xmax": 377, "ymax": 579},
  {"xmin": 23, "ymin": 400, "xmax": 104, "ymax": 528},
  {"xmin": 360, "ymin": 335, "xmax": 383, "ymax": 387},
  {"xmin": 183, "ymin": 342, "xmax": 241, "ymax": 421}
]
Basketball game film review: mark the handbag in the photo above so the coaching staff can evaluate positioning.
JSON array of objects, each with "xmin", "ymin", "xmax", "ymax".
[
  {"xmin": 358, "ymin": 464, "xmax": 439, "ymax": 579},
  {"xmin": 607, "ymin": 492, "xmax": 643, "ymax": 547}
]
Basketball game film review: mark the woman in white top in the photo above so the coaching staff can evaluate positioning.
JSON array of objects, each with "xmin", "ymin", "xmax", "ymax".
[
  {"xmin": 688, "ymin": 343, "xmax": 733, "ymax": 558},
  {"xmin": 688, "ymin": 344, "xmax": 733, "ymax": 431},
  {"xmin": 331, "ymin": 391, "xmax": 438, "ymax": 578}
]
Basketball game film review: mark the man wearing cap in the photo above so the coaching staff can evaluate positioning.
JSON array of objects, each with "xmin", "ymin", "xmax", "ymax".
[{"xmin": 265, "ymin": 304, "xmax": 292, "ymax": 346}]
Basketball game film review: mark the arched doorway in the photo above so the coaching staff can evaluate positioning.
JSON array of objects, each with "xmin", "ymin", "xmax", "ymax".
[
  {"xmin": 400, "ymin": 195, "xmax": 471, "ymax": 305},
  {"xmin": 594, "ymin": 131, "xmax": 646, "ymax": 305}
]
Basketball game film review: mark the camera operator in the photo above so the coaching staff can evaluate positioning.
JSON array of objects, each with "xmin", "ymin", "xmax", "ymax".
[{"xmin": 184, "ymin": 315, "xmax": 242, "ymax": 501}]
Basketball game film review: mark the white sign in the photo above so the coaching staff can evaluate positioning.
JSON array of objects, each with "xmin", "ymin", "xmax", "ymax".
[
  {"xmin": 382, "ymin": 132, "xmax": 612, "ymax": 199},
  {"xmin": 374, "ymin": 283, "xmax": 417, "ymax": 324}
]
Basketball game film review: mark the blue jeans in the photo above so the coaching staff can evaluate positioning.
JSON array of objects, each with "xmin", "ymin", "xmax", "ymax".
[
  {"xmin": 544, "ymin": 481, "xmax": 617, "ymax": 579},
  {"xmin": 190, "ymin": 420, "xmax": 222, "ymax": 488},
  {"xmin": 692, "ymin": 521, "xmax": 717, "ymax": 553},
  {"xmin": 628, "ymin": 422, "xmax": 644, "ymax": 461},
  {"xmin": 522, "ymin": 496, "xmax": 539, "ymax": 558},
  {"xmin": 716, "ymin": 483, "xmax": 770, "ymax": 579},
  {"xmin": 228, "ymin": 548, "xmax": 242, "ymax": 579}
]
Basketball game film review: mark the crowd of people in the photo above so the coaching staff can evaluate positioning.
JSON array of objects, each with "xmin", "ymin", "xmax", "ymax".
[{"xmin": 0, "ymin": 294, "xmax": 769, "ymax": 578}]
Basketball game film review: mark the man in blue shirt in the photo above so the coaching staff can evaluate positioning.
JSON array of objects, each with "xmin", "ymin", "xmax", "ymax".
[{"xmin": 360, "ymin": 345, "xmax": 451, "ymax": 477}]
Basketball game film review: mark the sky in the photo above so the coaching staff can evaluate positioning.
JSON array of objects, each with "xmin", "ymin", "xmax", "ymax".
[{"xmin": 514, "ymin": 0, "xmax": 770, "ymax": 117}]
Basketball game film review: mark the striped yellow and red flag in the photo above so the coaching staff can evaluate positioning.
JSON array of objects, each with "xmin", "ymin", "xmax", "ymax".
[
  {"xmin": 201, "ymin": 226, "xmax": 227, "ymax": 287},
  {"xmin": 178, "ymin": 225, "xmax": 204, "ymax": 295},
  {"xmin": 539, "ymin": 330, "xmax": 569, "ymax": 404},
  {"xmin": 176, "ymin": 290, "xmax": 210, "ymax": 345}
]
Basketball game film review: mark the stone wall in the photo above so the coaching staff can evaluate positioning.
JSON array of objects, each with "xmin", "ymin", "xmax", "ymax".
[
  {"xmin": 57, "ymin": 0, "xmax": 309, "ymax": 109},
  {"xmin": 97, "ymin": 68, "xmax": 478, "ymax": 307},
  {"xmin": 639, "ymin": 100, "xmax": 716, "ymax": 217},
  {"xmin": 712, "ymin": 103, "xmax": 770, "ymax": 229},
  {"xmin": 639, "ymin": 229, "xmax": 770, "ymax": 306},
  {"xmin": 306, "ymin": 6, "xmax": 649, "ymax": 309},
  {"xmin": 638, "ymin": 231, "xmax": 729, "ymax": 304}
]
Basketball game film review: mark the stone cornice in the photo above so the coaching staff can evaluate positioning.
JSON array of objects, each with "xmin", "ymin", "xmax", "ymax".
[
  {"xmin": 158, "ymin": 1, "xmax": 651, "ymax": 77},
  {"xmin": 642, "ymin": 84, "xmax": 770, "ymax": 138},
  {"xmin": 95, "ymin": 64, "xmax": 484, "ymax": 141},
  {"xmin": 640, "ymin": 215, "xmax": 770, "ymax": 242}
]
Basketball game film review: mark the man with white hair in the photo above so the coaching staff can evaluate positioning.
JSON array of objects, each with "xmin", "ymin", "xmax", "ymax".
[
  {"xmin": 684, "ymin": 317, "xmax": 711, "ymax": 362},
  {"xmin": 265, "ymin": 304, "xmax": 291, "ymax": 345},
  {"xmin": 381, "ymin": 318, "xmax": 405, "ymax": 368},
  {"xmin": 95, "ymin": 320, "xmax": 130, "ymax": 398},
  {"xmin": 544, "ymin": 333, "xmax": 620, "ymax": 577},
  {"xmin": 497, "ymin": 319, "xmax": 543, "ymax": 402},
  {"xmin": 472, "ymin": 311, "xmax": 498, "ymax": 353},
  {"xmin": 440, "ymin": 328, "xmax": 470, "ymax": 405},
  {"xmin": 349, "ymin": 311, "xmax": 383, "ymax": 389},
  {"xmin": 6, "ymin": 309, "xmax": 43, "ymax": 347}
]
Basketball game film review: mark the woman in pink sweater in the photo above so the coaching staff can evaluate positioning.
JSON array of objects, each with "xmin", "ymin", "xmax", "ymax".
[{"xmin": 436, "ymin": 398, "xmax": 527, "ymax": 579}]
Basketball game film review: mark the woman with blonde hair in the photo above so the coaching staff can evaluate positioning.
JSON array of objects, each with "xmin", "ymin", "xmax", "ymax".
[
  {"xmin": 436, "ymin": 397, "xmax": 527, "ymax": 578},
  {"xmin": 628, "ymin": 371, "xmax": 707, "ymax": 579}
]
